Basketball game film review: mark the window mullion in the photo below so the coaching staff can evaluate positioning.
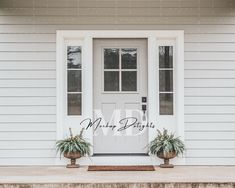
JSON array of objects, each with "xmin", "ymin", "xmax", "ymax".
[{"xmin": 119, "ymin": 48, "xmax": 122, "ymax": 92}]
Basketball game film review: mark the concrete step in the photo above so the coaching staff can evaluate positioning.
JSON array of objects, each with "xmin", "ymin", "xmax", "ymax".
[{"xmin": 1, "ymin": 183, "xmax": 235, "ymax": 188}]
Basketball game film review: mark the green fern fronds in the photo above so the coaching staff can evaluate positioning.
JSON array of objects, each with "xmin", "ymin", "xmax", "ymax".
[
  {"xmin": 56, "ymin": 128, "xmax": 91, "ymax": 157},
  {"xmin": 149, "ymin": 129, "xmax": 185, "ymax": 156}
]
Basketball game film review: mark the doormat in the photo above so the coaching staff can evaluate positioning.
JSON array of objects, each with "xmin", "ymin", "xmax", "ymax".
[{"xmin": 88, "ymin": 165, "xmax": 155, "ymax": 171}]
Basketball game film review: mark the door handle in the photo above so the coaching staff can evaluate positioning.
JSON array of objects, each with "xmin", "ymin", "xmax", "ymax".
[
  {"xmin": 142, "ymin": 104, "xmax": 147, "ymax": 121},
  {"xmin": 141, "ymin": 97, "xmax": 147, "ymax": 121},
  {"xmin": 142, "ymin": 104, "xmax": 147, "ymax": 112}
]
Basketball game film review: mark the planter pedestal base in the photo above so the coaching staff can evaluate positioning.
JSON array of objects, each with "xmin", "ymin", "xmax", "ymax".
[
  {"xmin": 159, "ymin": 158, "xmax": 174, "ymax": 168},
  {"xmin": 160, "ymin": 164, "xmax": 174, "ymax": 168},
  {"xmin": 66, "ymin": 158, "xmax": 79, "ymax": 168},
  {"xmin": 66, "ymin": 164, "xmax": 80, "ymax": 168}
]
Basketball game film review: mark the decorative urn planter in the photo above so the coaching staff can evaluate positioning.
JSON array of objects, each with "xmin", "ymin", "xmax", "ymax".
[
  {"xmin": 64, "ymin": 152, "xmax": 81, "ymax": 168},
  {"xmin": 56, "ymin": 128, "xmax": 91, "ymax": 169},
  {"xmin": 157, "ymin": 151, "xmax": 177, "ymax": 168}
]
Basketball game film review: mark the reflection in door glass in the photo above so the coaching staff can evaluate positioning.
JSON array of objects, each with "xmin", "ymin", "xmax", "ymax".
[
  {"xmin": 104, "ymin": 48, "xmax": 119, "ymax": 69},
  {"xmin": 67, "ymin": 46, "xmax": 82, "ymax": 69},
  {"xmin": 121, "ymin": 48, "xmax": 137, "ymax": 69},
  {"xmin": 104, "ymin": 71, "xmax": 119, "ymax": 91},
  {"xmin": 160, "ymin": 93, "xmax": 173, "ymax": 115},
  {"xmin": 122, "ymin": 71, "xmax": 137, "ymax": 91},
  {"xmin": 67, "ymin": 70, "xmax": 82, "ymax": 92},
  {"xmin": 103, "ymin": 48, "xmax": 138, "ymax": 92},
  {"xmin": 159, "ymin": 46, "xmax": 173, "ymax": 68},
  {"xmin": 159, "ymin": 70, "xmax": 173, "ymax": 92},
  {"xmin": 68, "ymin": 94, "xmax": 82, "ymax": 115}
]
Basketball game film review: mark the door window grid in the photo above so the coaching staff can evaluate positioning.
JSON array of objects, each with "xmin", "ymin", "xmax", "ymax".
[
  {"xmin": 159, "ymin": 46, "xmax": 174, "ymax": 115},
  {"xmin": 103, "ymin": 48, "xmax": 137, "ymax": 92},
  {"xmin": 67, "ymin": 46, "xmax": 82, "ymax": 116}
]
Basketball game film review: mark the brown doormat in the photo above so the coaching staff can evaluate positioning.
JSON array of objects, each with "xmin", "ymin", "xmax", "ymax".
[{"xmin": 88, "ymin": 165, "xmax": 155, "ymax": 171}]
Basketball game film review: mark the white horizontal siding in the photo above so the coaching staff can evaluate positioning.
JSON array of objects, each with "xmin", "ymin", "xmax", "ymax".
[
  {"xmin": 0, "ymin": 123, "xmax": 56, "ymax": 132},
  {"xmin": 0, "ymin": 0, "xmax": 234, "ymax": 165},
  {"xmin": 186, "ymin": 140, "xmax": 235, "ymax": 149},
  {"xmin": 0, "ymin": 140, "xmax": 55, "ymax": 149},
  {"xmin": 185, "ymin": 52, "xmax": 235, "ymax": 61},
  {"xmin": 0, "ymin": 80, "xmax": 56, "ymax": 88},
  {"xmin": 185, "ymin": 43, "xmax": 235, "ymax": 52},
  {"xmin": 185, "ymin": 97, "xmax": 235, "ymax": 105},
  {"xmin": 186, "ymin": 131, "xmax": 235, "ymax": 140},
  {"xmin": 0, "ymin": 106, "xmax": 56, "ymax": 115},
  {"xmin": 1, "ymin": 16, "xmax": 235, "ymax": 25},
  {"xmin": 185, "ymin": 106, "xmax": 235, "ymax": 114},
  {"xmin": 185, "ymin": 34, "xmax": 235, "ymax": 43},
  {"xmin": 0, "ymin": 88, "xmax": 55, "ymax": 96},
  {"xmin": 0, "ymin": 52, "xmax": 55, "ymax": 61},
  {"xmin": 185, "ymin": 61, "xmax": 235, "ymax": 70},
  {"xmin": 185, "ymin": 79, "xmax": 235, "ymax": 87},
  {"xmin": 185, "ymin": 115, "xmax": 235, "ymax": 123},
  {"xmin": 185, "ymin": 122, "xmax": 235, "ymax": 131},
  {"xmin": 185, "ymin": 88, "xmax": 235, "ymax": 97},
  {"xmin": 0, "ymin": 115, "xmax": 56, "ymax": 123},
  {"xmin": 0, "ymin": 61, "xmax": 55, "ymax": 70},
  {"xmin": 0, "ymin": 97, "xmax": 56, "ymax": 105},
  {"xmin": 186, "ymin": 149, "xmax": 235, "ymax": 158},
  {"xmin": 185, "ymin": 70, "xmax": 235, "ymax": 79},
  {"xmin": 0, "ymin": 43, "xmax": 55, "ymax": 52},
  {"xmin": 0, "ymin": 70, "xmax": 55, "ymax": 79},
  {"xmin": 1, "ymin": 24, "xmax": 235, "ymax": 34},
  {"xmin": 0, "ymin": 34, "xmax": 55, "ymax": 42},
  {"xmin": 0, "ymin": 132, "xmax": 56, "ymax": 140}
]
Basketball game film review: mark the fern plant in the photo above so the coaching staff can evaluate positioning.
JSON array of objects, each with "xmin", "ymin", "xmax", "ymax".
[
  {"xmin": 149, "ymin": 129, "xmax": 185, "ymax": 156},
  {"xmin": 56, "ymin": 128, "xmax": 91, "ymax": 157}
]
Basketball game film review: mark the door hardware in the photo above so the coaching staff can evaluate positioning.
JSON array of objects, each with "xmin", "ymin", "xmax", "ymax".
[
  {"xmin": 142, "ymin": 97, "xmax": 147, "ymax": 103},
  {"xmin": 142, "ymin": 104, "xmax": 147, "ymax": 121}
]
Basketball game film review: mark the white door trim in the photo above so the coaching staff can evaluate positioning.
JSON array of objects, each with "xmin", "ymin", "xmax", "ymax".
[{"xmin": 56, "ymin": 30, "xmax": 184, "ymax": 165}]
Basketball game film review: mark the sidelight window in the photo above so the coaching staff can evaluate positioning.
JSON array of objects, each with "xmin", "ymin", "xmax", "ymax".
[
  {"xmin": 159, "ymin": 46, "xmax": 174, "ymax": 115},
  {"xmin": 67, "ymin": 46, "xmax": 82, "ymax": 115}
]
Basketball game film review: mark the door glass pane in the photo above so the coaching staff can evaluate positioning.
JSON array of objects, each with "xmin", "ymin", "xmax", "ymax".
[
  {"xmin": 159, "ymin": 46, "xmax": 173, "ymax": 68},
  {"xmin": 104, "ymin": 48, "xmax": 119, "ymax": 69},
  {"xmin": 67, "ymin": 70, "xmax": 81, "ymax": 92},
  {"xmin": 122, "ymin": 71, "xmax": 137, "ymax": 91},
  {"xmin": 104, "ymin": 71, "xmax": 119, "ymax": 91},
  {"xmin": 121, "ymin": 48, "xmax": 137, "ymax": 69},
  {"xmin": 160, "ymin": 93, "xmax": 173, "ymax": 115},
  {"xmin": 67, "ymin": 46, "xmax": 82, "ymax": 69},
  {"xmin": 68, "ymin": 94, "xmax": 82, "ymax": 115},
  {"xmin": 159, "ymin": 70, "xmax": 173, "ymax": 92}
]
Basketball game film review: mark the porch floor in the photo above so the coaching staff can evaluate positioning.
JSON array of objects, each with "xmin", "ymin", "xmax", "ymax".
[{"xmin": 0, "ymin": 166, "xmax": 235, "ymax": 183}]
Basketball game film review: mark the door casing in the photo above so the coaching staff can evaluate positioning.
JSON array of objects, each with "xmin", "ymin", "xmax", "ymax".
[{"xmin": 56, "ymin": 30, "xmax": 184, "ymax": 165}]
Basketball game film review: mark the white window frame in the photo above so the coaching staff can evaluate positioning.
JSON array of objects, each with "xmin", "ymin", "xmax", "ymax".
[
  {"xmin": 102, "ymin": 46, "xmax": 140, "ymax": 94},
  {"xmin": 66, "ymin": 44, "xmax": 83, "ymax": 116},
  {"xmin": 56, "ymin": 30, "xmax": 184, "ymax": 164}
]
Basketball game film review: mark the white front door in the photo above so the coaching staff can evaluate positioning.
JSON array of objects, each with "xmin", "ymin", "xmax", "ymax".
[{"xmin": 93, "ymin": 39, "xmax": 148, "ymax": 154}]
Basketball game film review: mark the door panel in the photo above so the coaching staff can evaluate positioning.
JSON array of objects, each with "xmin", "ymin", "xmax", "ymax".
[{"xmin": 93, "ymin": 39, "xmax": 148, "ymax": 154}]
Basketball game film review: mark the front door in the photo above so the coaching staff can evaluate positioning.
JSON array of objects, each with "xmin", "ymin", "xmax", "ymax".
[{"xmin": 93, "ymin": 39, "xmax": 148, "ymax": 154}]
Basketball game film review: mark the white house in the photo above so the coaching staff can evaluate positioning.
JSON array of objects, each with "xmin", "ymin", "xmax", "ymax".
[{"xmin": 0, "ymin": 0, "xmax": 235, "ymax": 166}]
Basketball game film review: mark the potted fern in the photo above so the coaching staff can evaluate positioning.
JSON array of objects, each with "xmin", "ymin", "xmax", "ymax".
[
  {"xmin": 56, "ymin": 128, "xmax": 91, "ymax": 168},
  {"xmin": 149, "ymin": 129, "xmax": 185, "ymax": 168}
]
